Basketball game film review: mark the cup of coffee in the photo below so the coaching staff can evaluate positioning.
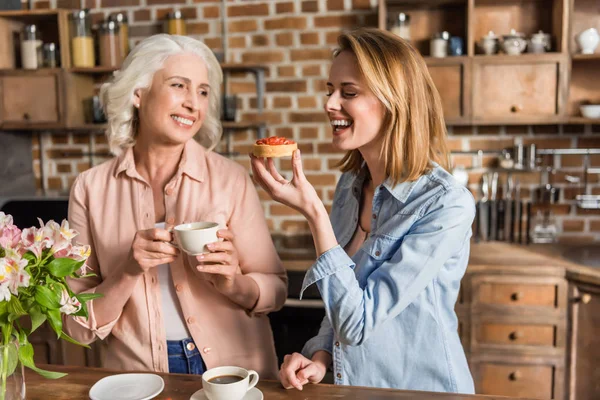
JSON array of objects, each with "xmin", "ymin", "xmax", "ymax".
[
  {"xmin": 201, "ymin": 366, "xmax": 259, "ymax": 400},
  {"xmin": 174, "ymin": 221, "xmax": 219, "ymax": 255}
]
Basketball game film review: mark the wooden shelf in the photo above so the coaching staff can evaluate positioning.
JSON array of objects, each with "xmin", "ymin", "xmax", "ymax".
[
  {"xmin": 572, "ymin": 53, "xmax": 600, "ymax": 61},
  {"xmin": 0, "ymin": 9, "xmax": 61, "ymax": 19},
  {"xmin": 567, "ymin": 117, "xmax": 600, "ymax": 124},
  {"xmin": 69, "ymin": 67, "xmax": 117, "ymax": 74},
  {"xmin": 424, "ymin": 56, "xmax": 469, "ymax": 65},
  {"xmin": 69, "ymin": 64, "xmax": 268, "ymax": 75},
  {"xmin": 472, "ymin": 52, "xmax": 566, "ymax": 63}
]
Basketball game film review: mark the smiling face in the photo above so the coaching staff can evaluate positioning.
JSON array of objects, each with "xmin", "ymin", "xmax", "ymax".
[
  {"xmin": 135, "ymin": 52, "xmax": 210, "ymax": 146},
  {"xmin": 325, "ymin": 50, "xmax": 386, "ymax": 153}
]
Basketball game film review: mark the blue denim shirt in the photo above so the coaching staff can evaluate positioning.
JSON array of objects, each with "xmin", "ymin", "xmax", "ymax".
[{"xmin": 300, "ymin": 164, "xmax": 475, "ymax": 394}]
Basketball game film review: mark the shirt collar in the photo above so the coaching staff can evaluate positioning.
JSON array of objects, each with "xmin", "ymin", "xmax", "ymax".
[
  {"xmin": 348, "ymin": 164, "xmax": 420, "ymax": 204},
  {"xmin": 114, "ymin": 140, "xmax": 206, "ymax": 182}
]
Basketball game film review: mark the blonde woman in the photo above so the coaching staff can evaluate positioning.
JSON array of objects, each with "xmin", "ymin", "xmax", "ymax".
[
  {"xmin": 251, "ymin": 28, "xmax": 475, "ymax": 393},
  {"xmin": 65, "ymin": 34, "xmax": 287, "ymax": 378}
]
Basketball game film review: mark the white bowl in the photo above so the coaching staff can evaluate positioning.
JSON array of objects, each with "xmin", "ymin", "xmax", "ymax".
[{"xmin": 580, "ymin": 105, "xmax": 600, "ymax": 119}]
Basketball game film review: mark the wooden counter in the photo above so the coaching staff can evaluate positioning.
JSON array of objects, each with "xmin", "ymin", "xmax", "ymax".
[{"xmin": 24, "ymin": 364, "xmax": 534, "ymax": 400}]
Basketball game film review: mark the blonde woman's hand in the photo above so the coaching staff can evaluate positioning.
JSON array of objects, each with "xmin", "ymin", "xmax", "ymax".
[
  {"xmin": 279, "ymin": 352, "xmax": 327, "ymax": 390},
  {"xmin": 250, "ymin": 150, "xmax": 322, "ymax": 218},
  {"xmin": 193, "ymin": 229, "xmax": 241, "ymax": 294},
  {"xmin": 128, "ymin": 228, "xmax": 179, "ymax": 276}
]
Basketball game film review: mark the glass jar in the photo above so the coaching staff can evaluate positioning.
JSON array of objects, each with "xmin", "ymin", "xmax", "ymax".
[
  {"xmin": 165, "ymin": 10, "xmax": 186, "ymax": 35},
  {"xmin": 21, "ymin": 24, "xmax": 41, "ymax": 69},
  {"xmin": 69, "ymin": 9, "xmax": 95, "ymax": 68},
  {"xmin": 42, "ymin": 42, "xmax": 58, "ymax": 68},
  {"xmin": 430, "ymin": 31, "xmax": 450, "ymax": 58},
  {"xmin": 109, "ymin": 12, "xmax": 129, "ymax": 57},
  {"xmin": 390, "ymin": 13, "xmax": 410, "ymax": 41},
  {"xmin": 98, "ymin": 20, "xmax": 121, "ymax": 67}
]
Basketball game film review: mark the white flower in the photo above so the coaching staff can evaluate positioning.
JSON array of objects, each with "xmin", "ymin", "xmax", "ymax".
[
  {"xmin": 59, "ymin": 290, "xmax": 81, "ymax": 315},
  {"xmin": 0, "ymin": 212, "xmax": 13, "ymax": 229},
  {"xmin": 0, "ymin": 250, "xmax": 30, "ymax": 295},
  {"xmin": 0, "ymin": 282, "xmax": 11, "ymax": 302}
]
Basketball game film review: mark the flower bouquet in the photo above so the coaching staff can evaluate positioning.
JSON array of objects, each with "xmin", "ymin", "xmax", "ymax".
[{"xmin": 0, "ymin": 212, "xmax": 101, "ymax": 399}]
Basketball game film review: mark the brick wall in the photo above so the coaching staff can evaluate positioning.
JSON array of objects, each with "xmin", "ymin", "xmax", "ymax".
[{"xmin": 25, "ymin": 0, "xmax": 600, "ymax": 245}]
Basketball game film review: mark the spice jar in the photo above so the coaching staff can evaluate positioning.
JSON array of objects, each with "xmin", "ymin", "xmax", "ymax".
[
  {"xmin": 98, "ymin": 20, "xmax": 121, "ymax": 67},
  {"xmin": 69, "ymin": 9, "xmax": 95, "ymax": 68},
  {"xmin": 43, "ymin": 42, "xmax": 58, "ymax": 68},
  {"xmin": 430, "ymin": 31, "xmax": 450, "ymax": 58},
  {"xmin": 165, "ymin": 10, "xmax": 186, "ymax": 35},
  {"xmin": 109, "ymin": 12, "xmax": 129, "ymax": 57},
  {"xmin": 21, "ymin": 24, "xmax": 42, "ymax": 69},
  {"xmin": 390, "ymin": 13, "xmax": 410, "ymax": 41}
]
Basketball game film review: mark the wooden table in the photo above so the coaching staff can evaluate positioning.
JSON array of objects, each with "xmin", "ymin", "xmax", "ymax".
[{"xmin": 24, "ymin": 365, "xmax": 534, "ymax": 400}]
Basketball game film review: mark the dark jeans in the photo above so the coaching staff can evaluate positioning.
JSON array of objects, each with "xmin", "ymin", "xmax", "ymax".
[{"xmin": 167, "ymin": 338, "xmax": 206, "ymax": 375}]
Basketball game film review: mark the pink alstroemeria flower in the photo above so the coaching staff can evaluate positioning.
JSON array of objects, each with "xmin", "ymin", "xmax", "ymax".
[
  {"xmin": 59, "ymin": 289, "xmax": 82, "ymax": 315},
  {"xmin": 0, "ymin": 249, "xmax": 30, "ymax": 295},
  {"xmin": 0, "ymin": 223, "xmax": 22, "ymax": 250}
]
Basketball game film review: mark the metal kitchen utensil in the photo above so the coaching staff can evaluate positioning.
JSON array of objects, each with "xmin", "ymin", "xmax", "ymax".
[
  {"xmin": 504, "ymin": 174, "xmax": 514, "ymax": 242},
  {"xmin": 489, "ymin": 172, "xmax": 498, "ymax": 241},
  {"xmin": 478, "ymin": 174, "xmax": 489, "ymax": 242}
]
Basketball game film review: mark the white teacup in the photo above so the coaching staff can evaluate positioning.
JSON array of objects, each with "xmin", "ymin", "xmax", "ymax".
[
  {"xmin": 201, "ymin": 366, "xmax": 259, "ymax": 400},
  {"xmin": 174, "ymin": 222, "xmax": 219, "ymax": 255}
]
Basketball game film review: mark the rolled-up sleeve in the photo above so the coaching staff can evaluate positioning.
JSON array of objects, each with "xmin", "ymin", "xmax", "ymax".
[
  {"xmin": 300, "ymin": 187, "xmax": 475, "ymax": 346},
  {"xmin": 64, "ymin": 175, "xmax": 120, "ymax": 343},
  {"xmin": 230, "ymin": 172, "xmax": 287, "ymax": 314}
]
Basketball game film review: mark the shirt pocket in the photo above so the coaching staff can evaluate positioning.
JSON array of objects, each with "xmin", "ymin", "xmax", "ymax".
[{"xmin": 363, "ymin": 213, "xmax": 417, "ymax": 261}]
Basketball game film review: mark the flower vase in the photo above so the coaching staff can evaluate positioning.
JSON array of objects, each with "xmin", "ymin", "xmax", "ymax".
[{"xmin": 0, "ymin": 341, "xmax": 25, "ymax": 400}]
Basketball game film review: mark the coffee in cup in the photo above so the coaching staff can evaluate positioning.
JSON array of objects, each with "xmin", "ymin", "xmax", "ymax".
[
  {"xmin": 174, "ymin": 222, "xmax": 220, "ymax": 255},
  {"xmin": 201, "ymin": 366, "xmax": 259, "ymax": 400}
]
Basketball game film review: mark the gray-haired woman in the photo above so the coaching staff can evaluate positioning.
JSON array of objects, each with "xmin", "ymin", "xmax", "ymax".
[{"xmin": 64, "ymin": 34, "xmax": 287, "ymax": 377}]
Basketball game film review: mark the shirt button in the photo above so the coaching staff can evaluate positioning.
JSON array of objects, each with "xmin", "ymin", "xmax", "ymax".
[
  {"xmin": 158, "ymin": 344, "xmax": 162, "ymax": 351},
  {"xmin": 175, "ymin": 284, "xmax": 183, "ymax": 292},
  {"xmin": 167, "ymin": 217, "xmax": 175, "ymax": 225},
  {"xmin": 145, "ymin": 212, "xmax": 150, "ymax": 218},
  {"xmin": 337, "ymin": 373, "xmax": 342, "ymax": 379},
  {"xmin": 375, "ymin": 251, "xmax": 381, "ymax": 257},
  {"xmin": 372, "ymin": 214, "xmax": 377, "ymax": 219},
  {"xmin": 187, "ymin": 316, "xmax": 196, "ymax": 324},
  {"xmin": 335, "ymin": 341, "xmax": 340, "ymax": 347},
  {"xmin": 186, "ymin": 342, "xmax": 196, "ymax": 351},
  {"xmin": 151, "ymin": 277, "xmax": 156, "ymax": 284},
  {"xmin": 203, "ymin": 347, "xmax": 211, "ymax": 354},
  {"xmin": 165, "ymin": 188, "xmax": 174, "ymax": 195}
]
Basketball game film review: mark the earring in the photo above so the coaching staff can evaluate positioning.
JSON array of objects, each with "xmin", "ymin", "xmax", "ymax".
[{"xmin": 134, "ymin": 103, "xmax": 139, "ymax": 108}]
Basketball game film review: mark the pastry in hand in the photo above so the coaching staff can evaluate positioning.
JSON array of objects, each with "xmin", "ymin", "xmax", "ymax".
[{"xmin": 252, "ymin": 136, "xmax": 298, "ymax": 158}]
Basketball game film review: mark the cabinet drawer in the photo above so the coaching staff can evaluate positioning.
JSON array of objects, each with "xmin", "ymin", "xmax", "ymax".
[
  {"xmin": 477, "ymin": 323, "xmax": 556, "ymax": 347},
  {"xmin": 473, "ymin": 60, "xmax": 560, "ymax": 119},
  {"xmin": 477, "ymin": 282, "xmax": 557, "ymax": 308},
  {"xmin": 479, "ymin": 363, "xmax": 553, "ymax": 399},
  {"xmin": 0, "ymin": 75, "xmax": 60, "ymax": 124}
]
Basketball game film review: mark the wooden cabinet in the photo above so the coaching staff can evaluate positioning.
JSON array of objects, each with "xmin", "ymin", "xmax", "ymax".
[
  {"xmin": 0, "ymin": 69, "xmax": 94, "ymax": 130},
  {"xmin": 465, "ymin": 272, "xmax": 568, "ymax": 399},
  {"xmin": 427, "ymin": 58, "xmax": 470, "ymax": 124},
  {"xmin": 567, "ymin": 283, "xmax": 600, "ymax": 400},
  {"xmin": 472, "ymin": 55, "xmax": 568, "ymax": 124}
]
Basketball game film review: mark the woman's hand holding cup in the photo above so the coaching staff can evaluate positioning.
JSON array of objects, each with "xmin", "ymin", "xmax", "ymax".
[
  {"xmin": 194, "ymin": 229, "xmax": 241, "ymax": 294},
  {"xmin": 128, "ymin": 227, "xmax": 179, "ymax": 276}
]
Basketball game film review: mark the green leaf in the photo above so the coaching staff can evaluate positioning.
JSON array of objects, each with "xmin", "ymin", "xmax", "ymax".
[
  {"xmin": 72, "ymin": 301, "xmax": 88, "ymax": 319},
  {"xmin": 22, "ymin": 252, "xmax": 36, "ymax": 263},
  {"xmin": 29, "ymin": 306, "xmax": 46, "ymax": 333},
  {"xmin": 18, "ymin": 343, "xmax": 67, "ymax": 379},
  {"xmin": 46, "ymin": 258, "xmax": 84, "ymax": 278},
  {"xmin": 0, "ymin": 301, "xmax": 8, "ymax": 315},
  {"xmin": 7, "ymin": 297, "xmax": 27, "ymax": 317},
  {"xmin": 46, "ymin": 309, "xmax": 62, "ymax": 339},
  {"xmin": 35, "ymin": 286, "xmax": 62, "ymax": 309},
  {"xmin": 76, "ymin": 293, "xmax": 103, "ymax": 302},
  {"xmin": 59, "ymin": 332, "xmax": 90, "ymax": 349}
]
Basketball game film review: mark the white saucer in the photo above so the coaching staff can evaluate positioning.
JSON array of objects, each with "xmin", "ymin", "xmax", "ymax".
[
  {"xmin": 89, "ymin": 373, "xmax": 165, "ymax": 400},
  {"xmin": 190, "ymin": 387, "xmax": 263, "ymax": 400}
]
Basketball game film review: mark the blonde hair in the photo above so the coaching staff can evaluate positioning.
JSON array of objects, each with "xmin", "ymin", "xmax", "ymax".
[
  {"xmin": 334, "ymin": 28, "xmax": 450, "ymax": 185},
  {"xmin": 100, "ymin": 34, "xmax": 223, "ymax": 156}
]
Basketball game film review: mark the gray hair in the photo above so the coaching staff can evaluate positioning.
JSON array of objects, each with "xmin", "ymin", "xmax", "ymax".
[{"xmin": 100, "ymin": 34, "xmax": 223, "ymax": 155}]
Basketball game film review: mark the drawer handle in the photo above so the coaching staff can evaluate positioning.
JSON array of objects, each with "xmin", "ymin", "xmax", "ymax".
[
  {"xmin": 510, "ymin": 292, "xmax": 523, "ymax": 301},
  {"xmin": 23, "ymin": 112, "xmax": 31, "ymax": 121},
  {"xmin": 509, "ymin": 331, "xmax": 523, "ymax": 341},
  {"xmin": 510, "ymin": 105, "xmax": 523, "ymax": 113},
  {"xmin": 509, "ymin": 371, "xmax": 521, "ymax": 381}
]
